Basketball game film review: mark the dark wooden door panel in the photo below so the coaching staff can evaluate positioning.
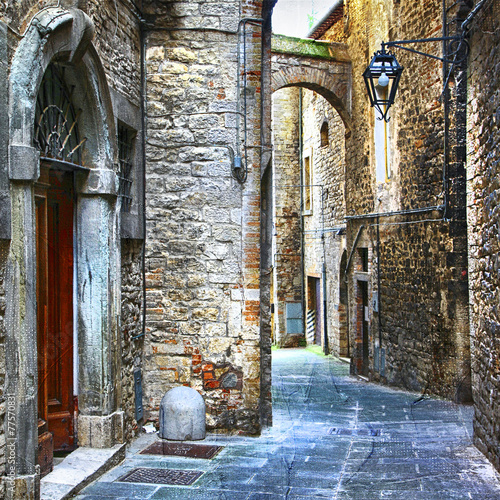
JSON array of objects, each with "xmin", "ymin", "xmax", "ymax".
[{"xmin": 36, "ymin": 165, "xmax": 75, "ymax": 453}]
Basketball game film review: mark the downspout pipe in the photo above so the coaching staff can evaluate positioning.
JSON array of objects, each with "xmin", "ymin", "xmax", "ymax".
[
  {"xmin": 344, "ymin": 224, "xmax": 365, "ymax": 282},
  {"xmin": 235, "ymin": 17, "xmax": 264, "ymax": 183},
  {"xmin": 299, "ymin": 89, "xmax": 306, "ymax": 343},
  {"xmin": 132, "ymin": 19, "xmax": 147, "ymax": 341}
]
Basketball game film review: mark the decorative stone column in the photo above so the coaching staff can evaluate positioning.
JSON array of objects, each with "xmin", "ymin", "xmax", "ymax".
[{"xmin": 76, "ymin": 168, "xmax": 124, "ymax": 448}]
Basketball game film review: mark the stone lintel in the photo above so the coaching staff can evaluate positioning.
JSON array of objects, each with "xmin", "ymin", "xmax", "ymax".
[
  {"xmin": 9, "ymin": 145, "xmax": 40, "ymax": 181},
  {"xmin": 3, "ymin": 472, "xmax": 40, "ymax": 500},
  {"xmin": 77, "ymin": 168, "xmax": 118, "ymax": 196},
  {"xmin": 78, "ymin": 411, "xmax": 124, "ymax": 448},
  {"xmin": 271, "ymin": 34, "xmax": 349, "ymax": 62}
]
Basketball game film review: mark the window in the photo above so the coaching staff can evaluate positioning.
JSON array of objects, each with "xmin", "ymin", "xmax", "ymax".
[
  {"xmin": 34, "ymin": 63, "xmax": 84, "ymax": 165},
  {"xmin": 303, "ymin": 151, "xmax": 313, "ymax": 213},
  {"xmin": 117, "ymin": 122, "xmax": 136, "ymax": 213},
  {"xmin": 320, "ymin": 120, "xmax": 329, "ymax": 147},
  {"xmin": 286, "ymin": 302, "xmax": 304, "ymax": 335},
  {"xmin": 359, "ymin": 247, "xmax": 369, "ymax": 272}
]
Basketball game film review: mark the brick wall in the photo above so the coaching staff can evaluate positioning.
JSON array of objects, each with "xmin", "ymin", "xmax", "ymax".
[
  {"xmin": 142, "ymin": 0, "xmax": 264, "ymax": 434},
  {"xmin": 467, "ymin": 0, "xmax": 500, "ymax": 471}
]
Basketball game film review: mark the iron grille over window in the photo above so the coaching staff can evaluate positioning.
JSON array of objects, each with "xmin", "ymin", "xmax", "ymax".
[
  {"xmin": 118, "ymin": 123, "xmax": 135, "ymax": 213},
  {"xmin": 34, "ymin": 63, "xmax": 85, "ymax": 165}
]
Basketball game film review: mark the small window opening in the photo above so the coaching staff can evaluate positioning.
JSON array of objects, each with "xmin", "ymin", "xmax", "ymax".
[
  {"xmin": 118, "ymin": 122, "xmax": 136, "ymax": 213},
  {"xmin": 320, "ymin": 120, "xmax": 329, "ymax": 147},
  {"xmin": 359, "ymin": 248, "xmax": 369, "ymax": 272},
  {"xmin": 304, "ymin": 154, "xmax": 312, "ymax": 213}
]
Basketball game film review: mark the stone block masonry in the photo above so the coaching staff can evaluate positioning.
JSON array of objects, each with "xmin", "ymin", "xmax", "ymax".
[
  {"xmin": 467, "ymin": 0, "xmax": 500, "ymax": 472},
  {"xmin": 271, "ymin": 87, "xmax": 302, "ymax": 348},
  {"xmin": 143, "ymin": 0, "xmax": 265, "ymax": 434}
]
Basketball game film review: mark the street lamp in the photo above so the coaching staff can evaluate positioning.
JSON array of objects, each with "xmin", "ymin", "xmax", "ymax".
[
  {"xmin": 363, "ymin": 48, "xmax": 403, "ymax": 122},
  {"xmin": 363, "ymin": 35, "xmax": 467, "ymax": 122}
]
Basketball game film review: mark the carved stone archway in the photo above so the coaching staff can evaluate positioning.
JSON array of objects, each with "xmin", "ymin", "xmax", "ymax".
[{"xmin": 5, "ymin": 8, "xmax": 121, "ymax": 498}]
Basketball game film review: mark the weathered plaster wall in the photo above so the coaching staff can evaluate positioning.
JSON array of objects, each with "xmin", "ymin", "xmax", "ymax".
[
  {"xmin": 142, "ymin": 0, "xmax": 265, "ymax": 434},
  {"xmin": 467, "ymin": 0, "xmax": 500, "ymax": 471},
  {"xmin": 271, "ymin": 87, "xmax": 302, "ymax": 347}
]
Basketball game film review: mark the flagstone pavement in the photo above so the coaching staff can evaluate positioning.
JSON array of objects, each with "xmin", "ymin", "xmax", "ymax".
[{"xmin": 73, "ymin": 348, "xmax": 500, "ymax": 499}]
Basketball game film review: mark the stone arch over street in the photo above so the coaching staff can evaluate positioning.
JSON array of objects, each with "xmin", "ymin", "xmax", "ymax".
[
  {"xmin": 270, "ymin": 35, "xmax": 352, "ymax": 130},
  {"xmin": 267, "ymin": 35, "xmax": 351, "ymax": 359}
]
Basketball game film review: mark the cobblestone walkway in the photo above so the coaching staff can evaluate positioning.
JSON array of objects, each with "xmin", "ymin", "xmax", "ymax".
[{"xmin": 75, "ymin": 348, "xmax": 500, "ymax": 499}]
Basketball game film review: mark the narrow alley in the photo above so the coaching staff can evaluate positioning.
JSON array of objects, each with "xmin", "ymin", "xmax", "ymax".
[{"xmin": 70, "ymin": 349, "xmax": 500, "ymax": 499}]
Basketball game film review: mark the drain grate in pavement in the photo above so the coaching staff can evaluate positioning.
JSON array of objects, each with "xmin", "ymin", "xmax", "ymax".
[
  {"xmin": 141, "ymin": 441, "xmax": 224, "ymax": 459},
  {"xmin": 328, "ymin": 427, "xmax": 381, "ymax": 436},
  {"xmin": 117, "ymin": 467, "xmax": 203, "ymax": 486}
]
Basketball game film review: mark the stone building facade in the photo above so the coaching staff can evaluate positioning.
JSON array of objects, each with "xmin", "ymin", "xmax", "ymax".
[
  {"xmin": 141, "ymin": 0, "xmax": 270, "ymax": 434},
  {"xmin": 307, "ymin": 0, "xmax": 472, "ymax": 401},
  {"xmin": 0, "ymin": 1, "xmax": 145, "ymax": 497},
  {"xmin": 1, "ymin": 0, "xmax": 500, "ymax": 497},
  {"xmin": 466, "ymin": 0, "xmax": 500, "ymax": 472},
  {"xmin": 0, "ymin": 0, "xmax": 276, "ymax": 497}
]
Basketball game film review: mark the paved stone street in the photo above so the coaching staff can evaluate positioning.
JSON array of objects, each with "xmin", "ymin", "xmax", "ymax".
[{"xmin": 75, "ymin": 349, "xmax": 500, "ymax": 499}]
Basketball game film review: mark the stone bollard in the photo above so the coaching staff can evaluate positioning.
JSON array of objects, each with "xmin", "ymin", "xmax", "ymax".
[{"xmin": 159, "ymin": 387, "xmax": 206, "ymax": 441}]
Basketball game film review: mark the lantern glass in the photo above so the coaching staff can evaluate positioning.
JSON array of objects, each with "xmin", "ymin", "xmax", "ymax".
[{"xmin": 363, "ymin": 50, "xmax": 403, "ymax": 121}]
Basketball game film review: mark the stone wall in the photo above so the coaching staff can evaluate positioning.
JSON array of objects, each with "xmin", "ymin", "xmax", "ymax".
[
  {"xmin": 301, "ymin": 89, "xmax": 347, "ymax": 354},
  {"xmin": 120, "ymin": 239, "xmax": 144, "ymax": 442},
  {"xmin": 319, "ymin": 0, "xmax": 471, "ymax": 401},
  {"xmin": 142, "ymin": 0, "xmax": 265, "ymax": 434},
  {"xmin": 87, "ymin": 0, "xmax": 141, "ymax": 106},
  {"xmin": 271, "ymin": 87, "xmax": 302, "ymax": 347},
  {"xmin": 1, "ymin": 0, "xmax": 144, "ymax": 468},
  {"xmin": 466, "ymin": 0, "xmax": 500, "ymax": 471}
]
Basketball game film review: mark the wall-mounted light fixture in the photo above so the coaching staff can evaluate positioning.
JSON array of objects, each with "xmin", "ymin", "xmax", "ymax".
[
  {"xmin": 363, "ymin": 48, "xmax": 403, "ymax": 122},
  {"xmin": 363, "ymin": 35, "xmax": 467, "ymax": 121}
]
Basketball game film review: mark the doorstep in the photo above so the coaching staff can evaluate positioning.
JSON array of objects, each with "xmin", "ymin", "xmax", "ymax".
[{"xmin": 40, "ymin": 443, "xmax": 126, "ymax": 500}]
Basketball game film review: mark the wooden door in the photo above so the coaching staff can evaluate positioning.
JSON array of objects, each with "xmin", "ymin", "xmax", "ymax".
[
  {"xmin": 36, "ymin": 165, "xmax": 75, "ymax": 452},
  {"xmin": 315, "ymin": 278, "xmax": 322, "ymax": 345}
]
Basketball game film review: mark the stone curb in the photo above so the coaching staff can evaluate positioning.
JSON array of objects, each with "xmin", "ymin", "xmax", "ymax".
[{"xmin": 40, "ymin": 443, "xmax": 126, "ymax": 500}]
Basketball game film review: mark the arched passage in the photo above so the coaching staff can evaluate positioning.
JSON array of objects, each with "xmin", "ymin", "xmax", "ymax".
[
  {"xmin": 269, "ymin": 86, "xmax": 349, "ymax": 356},
  {"xmin": 263, "ymin": 36, "xmax": 352, "ymax": 361}
]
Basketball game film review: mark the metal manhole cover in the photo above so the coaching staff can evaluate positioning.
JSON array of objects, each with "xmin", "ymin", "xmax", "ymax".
[
  {"xmin": 141, "ymin": 441, "xmax": 224, "ymax": 459},
  {"xmin": 328, "ymin": 427, "xmax": 380, "ymax": 436},
  {"xmin": 117, "ymin": 467, "xmax": 203, "ymax": 485}
]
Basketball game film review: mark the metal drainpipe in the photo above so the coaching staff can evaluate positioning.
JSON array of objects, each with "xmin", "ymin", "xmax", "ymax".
[
  {"xmin": 135, "ymin": 22, "xmax": 147, "ymax": 341},
  {"xmin": 235, "ymin": 18, "xmax": 264, "ymax": 182},
  {"xmin": 321, "ymin": 185, "xmax": 329, "ymax": 355},
  {"xmin": 376, "ymin": 216, "xmax": 382, "ymax": 348},
  {"xmin": 442, "ymin": 0, "xmax": 450, "ymax": 221}
]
